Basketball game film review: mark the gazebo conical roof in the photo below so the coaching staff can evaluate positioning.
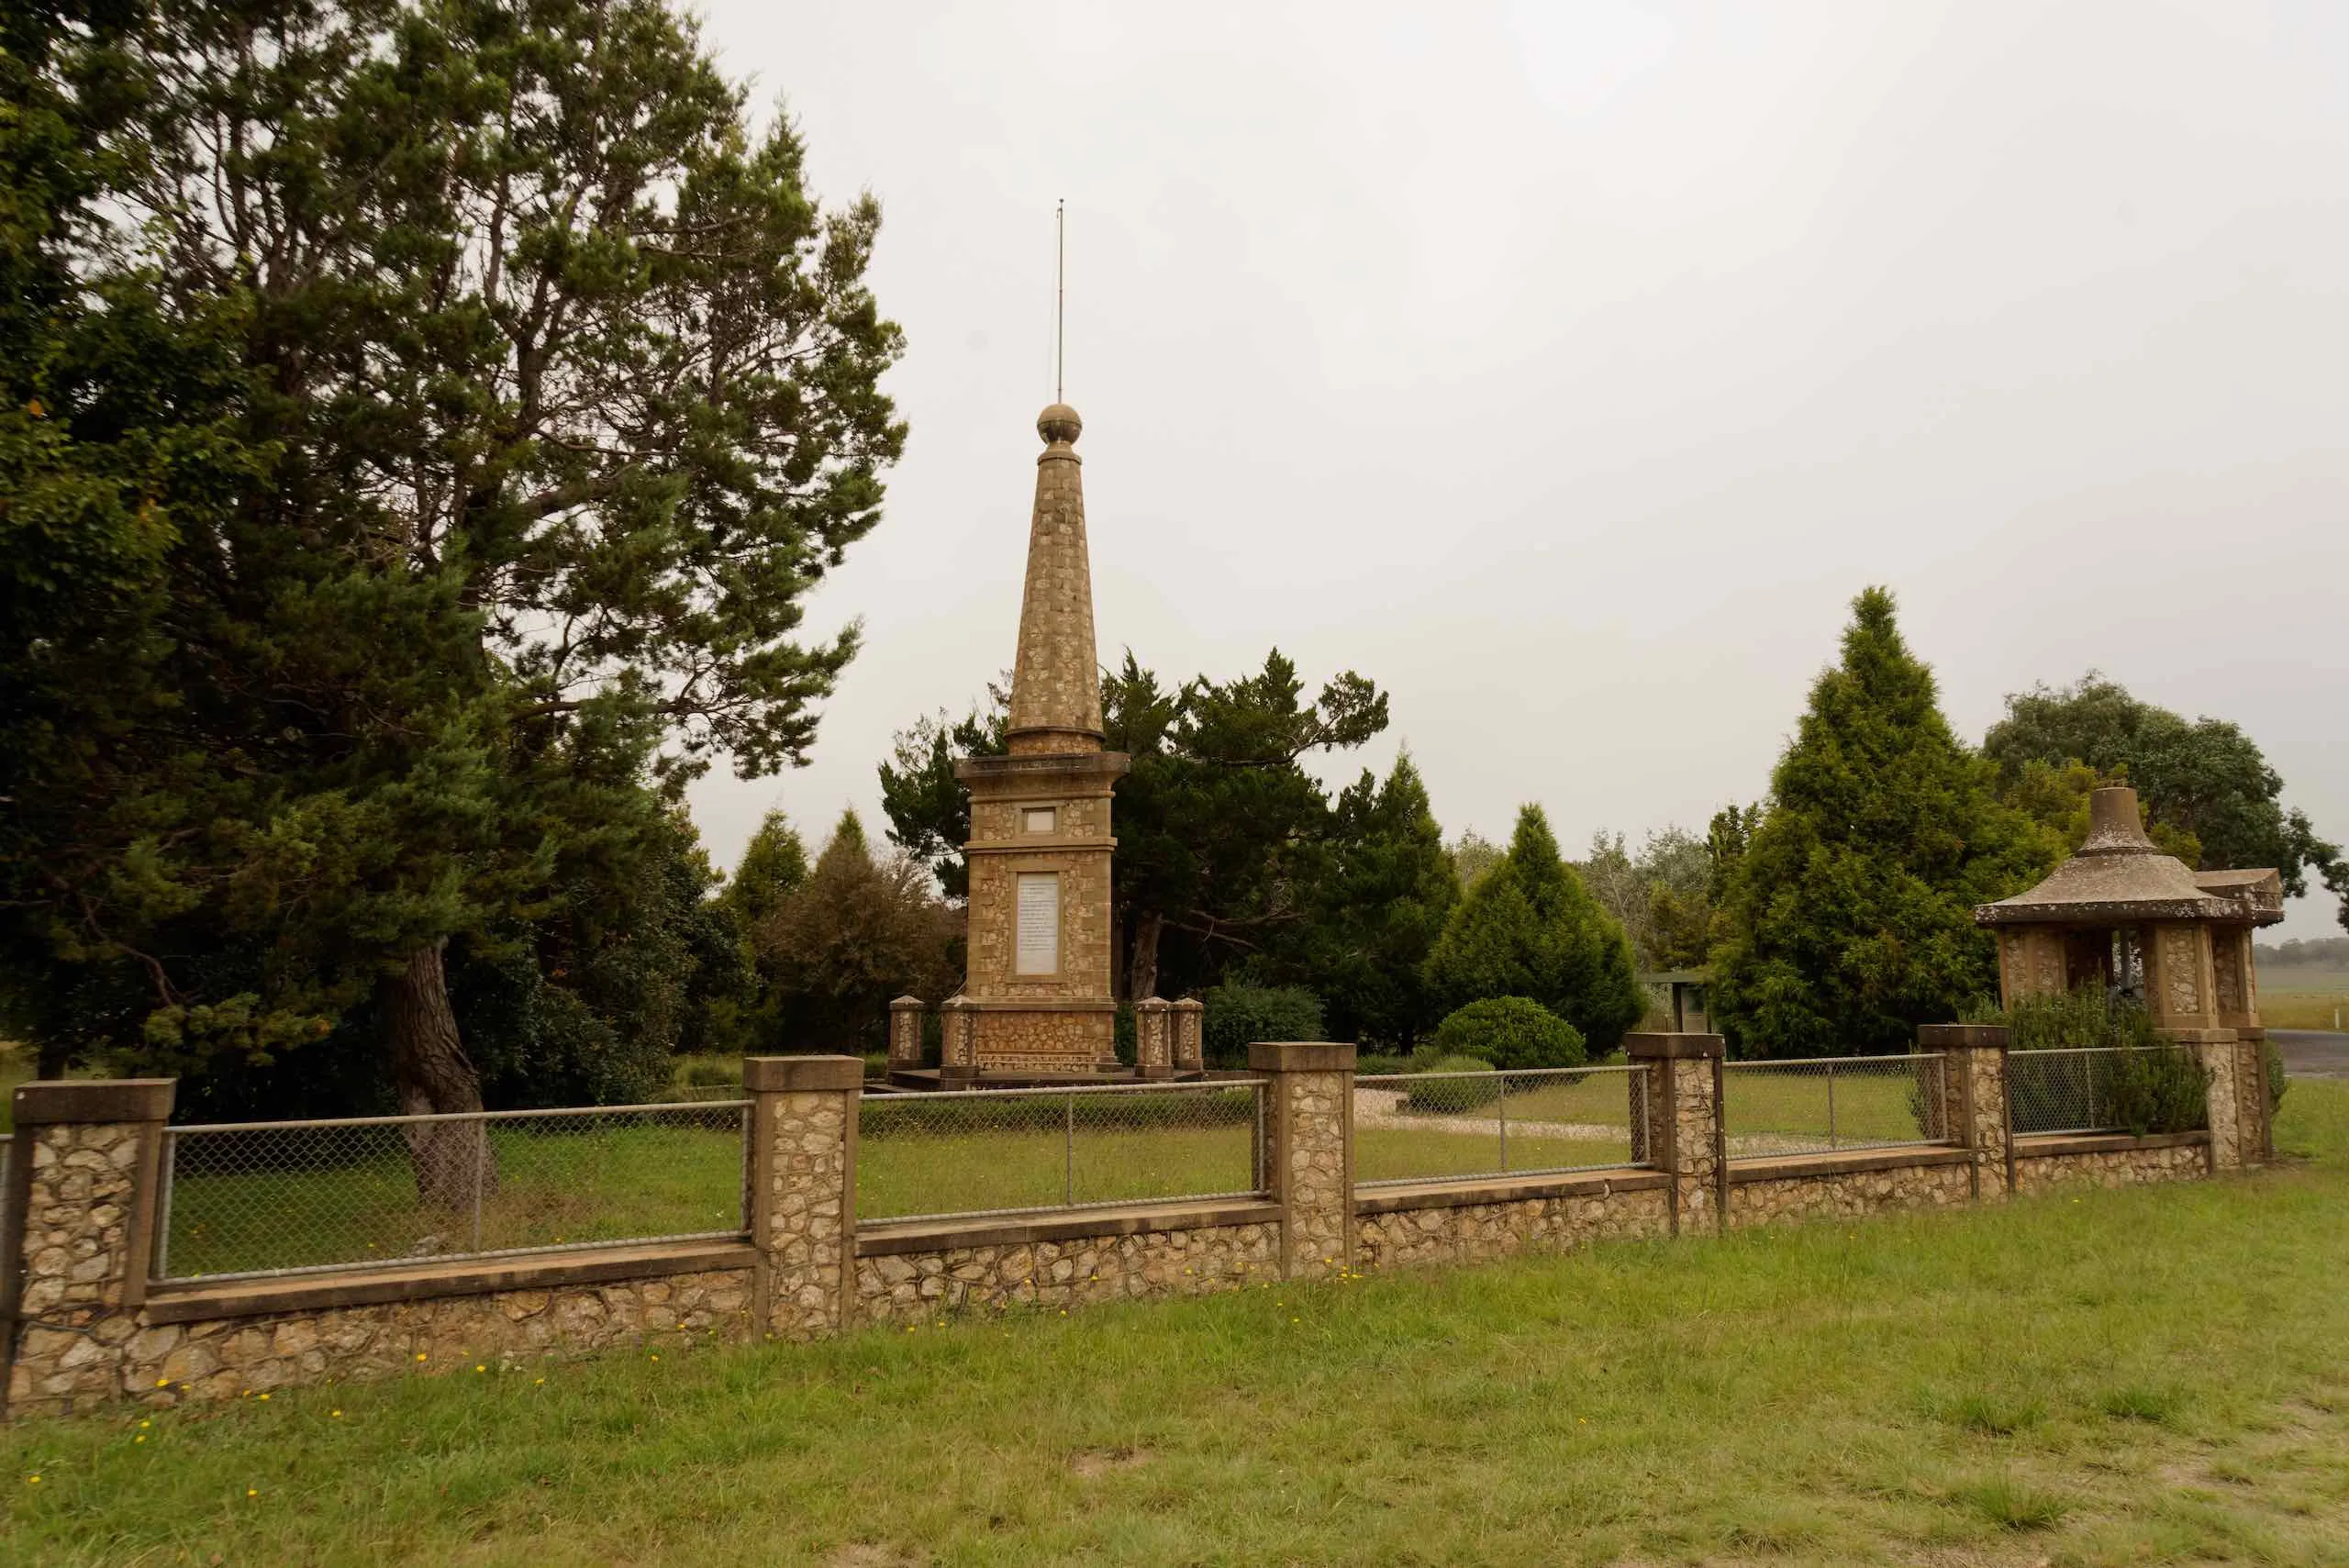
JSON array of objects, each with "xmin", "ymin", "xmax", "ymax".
[{"xmin": 1975, "ymin": 786, "xmax": 2234, "ymax": 927}]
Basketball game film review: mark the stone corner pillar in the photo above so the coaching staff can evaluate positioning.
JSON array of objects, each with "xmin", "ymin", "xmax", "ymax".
[
  {"xmin": 2, "ymin": 1077, "xmax": 175, "ymax": 1418},
  {"xmin": 1135, "ymin": 997, "xmax": 1172, "ymax": 1079},
  {"xmin": 887, "ymin": 996, "xmax": 926, "ymax": 1070},
  {"xmin": 2161, "ymin": 1027, "xmax": 2244, "ymax": 1172},
  {"xmin": 1171, "ymin": 997, "xmax": 1206, "ymax": 1073},
  {"xmin": 741, "ymin": 1055, "xmax": 861, "ymax": 1340},
  {"xmin": 1246, "ymin": 1041, "xmax": 1354, "ymax": 1280},
  {"xmin": 1623, "ymin": 1034, "xmax": 1723, "ymax": 1236},
  {"xmin": 938, "ymin": 995, "xmax": 976, "ymax": 1083},
  {"xmin": 1918, "ymin": 1023, "xmax": 2011, "ymax": 1200}
]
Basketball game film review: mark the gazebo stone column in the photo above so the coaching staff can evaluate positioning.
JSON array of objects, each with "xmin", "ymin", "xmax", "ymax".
[
  {"xmin": 1171, "ymin": 998, "xmax": 1205, "ymax": 1073},
  {"xmin": 743, "ymin": 1055, "xmax": 861, "ymax": 1340},
  {"xmin": 1249, "ymin": 1042, "xmax": 1353, "ymax": 1280},
  {"xmin": 1624, "ymin": 1034, "xmax": 1723, "ymax": 1236},
  {"xmin": 887, "ymin": 996, "xmax": 926, "ymax": 1071},
  {"xmin": 2, "ymin": 1079, "xmax": 175, "ymax": 1418},
  {"xmin": 1919, "ymin": 1024, "xmax": 2011, "ymax": 1200},
  {"xmin": 1135, "ymin": 997, "xmax": 1172, "ymax": 1079},
  {"xmin": 2165, "ymin": 1029, "xmax": 2245, "ymax": 1172}
]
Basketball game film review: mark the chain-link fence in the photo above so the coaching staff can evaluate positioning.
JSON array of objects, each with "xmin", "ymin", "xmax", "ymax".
[
  {"xmin": 2008, "ymin": 1046, "xmax": 2210, "ymax": 1137},
  {"xmin": 857, "ymin": 1081, "xmax": 1265, "ymax": 1223},
  {"xmin": 1354, "ymin": 1065, "xmax": 1648, "ymax": 1187},
  {"xmin": 155, "ymin": 1102, "xmax": 751, "ymax": 1283},
  {"xmin": 1721, "ymin": 1054, "xmax": 1953, "ymax": 1159}
]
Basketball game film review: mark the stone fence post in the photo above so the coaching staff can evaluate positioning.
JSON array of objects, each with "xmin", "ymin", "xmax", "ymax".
[
  {"xmin": 1135, "ymin": 997, "xmax": 1171, "ymax": 1079},
  {"xmin": 1623, "ymin": 1034, "xmax": 1722, "ymax": 1236},
  {"xmin": 939, "ymin": 995, "xmax": 976, "ymax": 1083},
  {"xmin": 743, "ymin": 1056, "xmax": 861, "ymax": 1340},
  {"xmin": 887, "ymin": 996, "xmax": 925, "ymax": 1072},
  {"xmin": 1248, "ymin": 1042, "xmax": 1353, "ymax": 1280},
  {"xmin": 1172, "ymin": 998, "xmax": 1205, "ymax": 1073},
  {"xmin": 2165, "ymin": 1029, "xmax": 2244, "ymax": 1172},
  {"xmin": 1918, "ymin": 1024, "xmax": 2011, "ymax": 1201},
  {"xmin": 1, "ymin": 1079, "xmax": 175, "ymax": 1418}
]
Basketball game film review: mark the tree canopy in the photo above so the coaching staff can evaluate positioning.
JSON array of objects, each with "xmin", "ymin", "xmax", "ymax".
[
  {"xmin": 0, "ymin": 0, "xmax": 902, "ymax": 1150},
  {"xmin": 1709, "ymin": 588, "xmax": 2059, "ymax": 1057},
  {"xmin": 1985, "ymin": 673, "xmax": 2344, "ymax": 930}
]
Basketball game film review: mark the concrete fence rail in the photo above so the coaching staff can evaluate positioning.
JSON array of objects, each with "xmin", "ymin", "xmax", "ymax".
[{"xmin": 0, "ymin": 1027, "xmax": 2265, "ymax": 1419}]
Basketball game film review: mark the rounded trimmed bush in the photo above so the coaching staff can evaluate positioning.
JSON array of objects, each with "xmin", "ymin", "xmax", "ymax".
[
  {"xmin": 1431, "ymin": 995, "xmax": 1586, "ymax": 1071},
  {"xmin": 1201, "ymin": 983, "xmax": 1324, "ymax": 1068}
]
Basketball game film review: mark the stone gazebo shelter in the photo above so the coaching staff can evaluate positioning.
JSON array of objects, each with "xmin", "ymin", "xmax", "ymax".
[{"xmin": 1973, "ymin": 784, "xmax": 2283, "ymax": 1162}]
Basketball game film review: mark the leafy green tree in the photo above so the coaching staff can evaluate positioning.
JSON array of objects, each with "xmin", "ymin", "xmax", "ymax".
[
  {"xmin": 877, "ymin": 687, "xmax": 1007, "ymax": 899},
  {"xmin": 1292, "ymin": 754, "xmax": 1458, "ymax": 1048},
  {"xmin": 0, "ymin": 0, "xmax": 903, "ymax": 1190},
  {"xmin": 1446, "ymin": 830, "xmax": 1504, "ymax": 892},
  {"xmin": 1709, "ymin": 588, "xmax": 2061, "ymax": 1057},
  {"xmin": 751, "ymin": 812, "xmax": 957, "ymax": 1054},
  {"xmin": 1577, "ymin": 826, "xmax": 1715, "ymax": 972},
  {"xmin": 1430, "ymin": 996, "xmax": 1586, "ymax": 1070},
  {"xmin": 1985, "ymin": 673, "xmax": 2343, "ymax": 929},
  {"xmin": 721, "ymin": 811, "xmax": 812, "ymax": 935},
  {"xmin": 1424, "ymin": 805, "xmax": 1646, "ymax": 1053}
]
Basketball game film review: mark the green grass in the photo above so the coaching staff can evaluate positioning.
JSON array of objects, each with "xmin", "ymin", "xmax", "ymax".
[
  {"xmin": 2260, "ymin": 969, "xmax": 2349, "ymax": 1032},
  {"xmin": 1721, "ymin": 1059, "xmax": 1939, "ymax": 1149},
  {"xmin": 10, "ymin": 1089, "xmax": 2349, "ymax": 1565}
]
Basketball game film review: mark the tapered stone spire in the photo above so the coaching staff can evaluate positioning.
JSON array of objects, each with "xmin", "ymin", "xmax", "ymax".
[{"xmin": 1006, "ymin": 403, "xmax": 1104, "ymax": 755}]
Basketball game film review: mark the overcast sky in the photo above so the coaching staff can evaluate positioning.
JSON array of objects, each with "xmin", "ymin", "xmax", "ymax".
[{"xmin": 683, "ymin": 1, "xmax": 2349, "ymax": 941}]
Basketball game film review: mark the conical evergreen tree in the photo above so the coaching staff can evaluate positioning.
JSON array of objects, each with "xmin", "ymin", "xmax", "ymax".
[
  {"xmin": 1423, "ymin": 804, "xmax": 1646, "ymax": 1052},
  {"xmin": 1307, "ymin": 753, "xmax": 1458, "ymax": 1048},
  {"xmin": 1709, "ymin": 587, "xmax": 2060, "ymax": 1056}
]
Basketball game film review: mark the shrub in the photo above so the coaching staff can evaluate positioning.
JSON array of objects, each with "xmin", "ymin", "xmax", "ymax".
[
  {"xmin": 1402, "ymin": 1052, "xmax": 1505, "ymax": 1112},
  {"xmin": 2266, "ymin": 1034, "xmax": 2288, "ymax": 1116},
  {"xmin": 1201, "ymin": 983, "xmax": 1324, "ymax": 1068},
  {"xmin": 1430, "ymin": 996, "xmax": 1586, "ymax": 1071},
  {"xmin": 2002, "ymin": 989, "xmax": 2208, "ymax": 1136}
]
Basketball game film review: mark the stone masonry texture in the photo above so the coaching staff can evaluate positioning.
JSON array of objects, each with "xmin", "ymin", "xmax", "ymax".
[
  {"xmin": 855, "ymin": 1223, "xmax": 1277, "ymax": 1323},
  {"xmin": 1356, "ymin": 1187, "xmax": 1672, "ymax": 1270},
  {"xmin": 7, "ymin": 1120, "xmax": 151, "ymax": 1416},
  {"xmin": 761, "ymin": 1088, "xmax": 852, "ymax": 1340},
  {"xmin": 2013, "ymin": 1140, "xmax": 2206, "ymax": 1194},
  {"xmin": 1728, "ymin": 1162, "xmax": 1974, "ymax": 1229},
  {"xmin": 119, "ymin": 1272, "xmax": 753, "ymax": 1408}
]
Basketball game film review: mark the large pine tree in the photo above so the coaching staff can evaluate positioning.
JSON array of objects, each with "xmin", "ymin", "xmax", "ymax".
[
  {"xmin": 1709, "ymin": 587, "xmax": 2059, "ymax": 1057},
  {"xmin": 1423, "ymin": 804, "xmax": 1646, "ymax": 1054},
  {"xmin": 1301, "ymin": 753, "xmax": 1457, "ymax": 1048}
]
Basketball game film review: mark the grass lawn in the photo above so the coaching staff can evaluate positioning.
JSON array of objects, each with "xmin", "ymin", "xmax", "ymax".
[
  {"xmin": 9, "ymin": 1088, "xmax": 2349, "ymax": 1564},
  {"xmin": 2259, "ymin": 968, "xmax": 2349, "ymax": 1033}
]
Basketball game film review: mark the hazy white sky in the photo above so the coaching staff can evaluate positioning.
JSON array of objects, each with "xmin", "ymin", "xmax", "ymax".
[{"xmin": 684, "ymin": 1, "xmax": 2349, "ymax": 940}]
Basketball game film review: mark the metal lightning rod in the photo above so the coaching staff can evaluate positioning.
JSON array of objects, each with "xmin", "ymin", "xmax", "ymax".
[{"xmin": 1054, "ymin": 198, "xmax": 1065, "ymax": 404}]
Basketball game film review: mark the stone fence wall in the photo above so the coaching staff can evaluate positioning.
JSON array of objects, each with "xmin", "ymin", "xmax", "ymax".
[{"xmin": 2, "ymin": 1030, "xmax": 2261, "ymax": 1419}]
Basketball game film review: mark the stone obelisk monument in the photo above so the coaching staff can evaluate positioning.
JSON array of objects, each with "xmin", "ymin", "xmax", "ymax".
[{"xmin": 950, "ymin": 403, "xmax": 1129, "ymax": 1073}]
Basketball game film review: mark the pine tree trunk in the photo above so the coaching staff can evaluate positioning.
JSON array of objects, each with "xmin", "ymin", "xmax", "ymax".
[
  {"xmin": 380, "ymin": 940, "xmax": 497, "ymax": 1212},
  {"xmin": 1129, "ymin": 910, "xmax": 1164, "ymax": 1002}
]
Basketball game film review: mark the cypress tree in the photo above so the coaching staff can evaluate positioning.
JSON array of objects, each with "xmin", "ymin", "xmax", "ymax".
[
  {"xmin": 1308, "ymin": 753, "xmax": 1458, "ymax": 1048},
  {"xmin": 1423, "ymin": 805, "xmax": 1646, "ymax": 1053},
  {"xmin": 1709, "ymin": 587, "xmax": 2059, "ymax": 1056}
]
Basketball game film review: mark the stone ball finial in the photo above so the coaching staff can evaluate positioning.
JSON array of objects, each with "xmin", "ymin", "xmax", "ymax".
[{"xmin": 1038, "ymin": 403, "xmax": 1082, "ymax": 445}]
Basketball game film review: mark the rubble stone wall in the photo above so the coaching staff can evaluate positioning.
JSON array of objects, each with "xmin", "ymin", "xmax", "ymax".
[
  {"xmin": 854, "ymin": 1222, "xmax": 1277, "ymax": 1323},
  {"xmin": 2013, "ymin": 1138, "xmax": 2207, "ymax": 1194},
  {"xmin": 1356, "ymin": 1185, "xmax": 1672, "ymax": 1270},
  {"xmin": 117, "ymin": 1270, "xmax": 753, "ymax": 1410},
  {"xmin": 1727, "ymin": 1159, "xmax": 1974, "ymax": 1230}
]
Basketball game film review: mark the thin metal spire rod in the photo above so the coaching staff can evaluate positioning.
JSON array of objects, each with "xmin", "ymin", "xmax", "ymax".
[{"xmin": 1054, "ymin": 197, "xmax": 1065, "ymax": 403}]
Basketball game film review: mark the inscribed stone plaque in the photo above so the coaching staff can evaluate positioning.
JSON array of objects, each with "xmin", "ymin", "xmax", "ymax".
[{"xmin": 1016, "ymin": 873, "xmax": 1061, "ymax": 974}]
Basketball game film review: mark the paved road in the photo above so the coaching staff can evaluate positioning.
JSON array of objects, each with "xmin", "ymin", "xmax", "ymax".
[{"xmin": 2273, "ymin": 1030, "xmax": 2349, "ymax": 1081}]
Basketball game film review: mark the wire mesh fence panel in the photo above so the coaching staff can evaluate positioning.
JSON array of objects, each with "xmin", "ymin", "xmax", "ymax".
[
  {"xmin": 157, "ymin": 1102, "xmax": 751, "ymax": 1282},
  {"xmin": 2009, "ymin": 1047, "xmax": 2126, "ymax": 1134},
  {"xmin": 1353, "ymin": 1066, "xmax": 1647, "ymax": 1187},
  {"xmin": 1720, "ymin": 1055, "xmax": 1951, "ymax": 1160},
  {"xmin": 2008, "ymin": 1046, "xmax": 2209, "ymax": 1137},
  {"xmin": 857, "ymin": 1082, "xmax": 1264, "ymax": 1224}
]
